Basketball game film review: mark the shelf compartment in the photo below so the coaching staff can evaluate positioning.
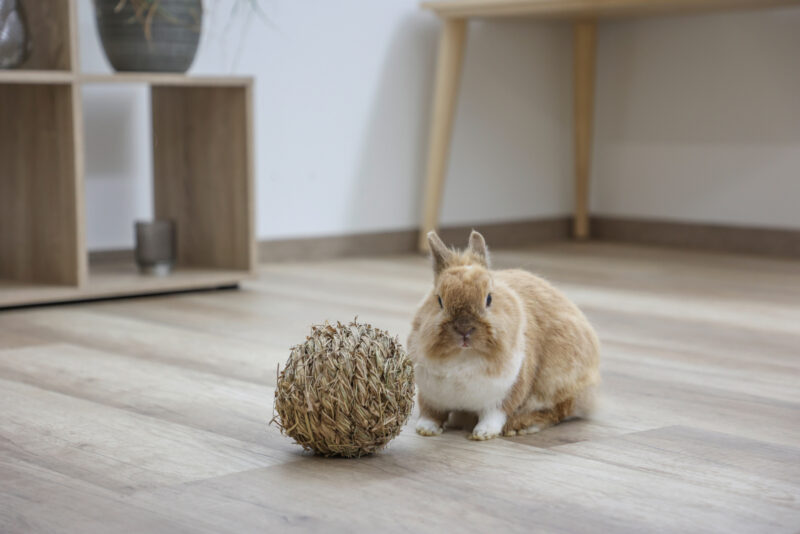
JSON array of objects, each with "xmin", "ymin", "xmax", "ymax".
[
  {"xmin": 152, "ymin": 85, "xmax": 255, "ymax": 272},
  {"xmin": 0, "ymin": 83, "xmax": 83, "ymax": 288}
]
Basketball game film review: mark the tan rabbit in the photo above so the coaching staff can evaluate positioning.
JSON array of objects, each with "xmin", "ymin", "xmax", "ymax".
[{"xmin": 407, "ymin": 230, "xmax": 600, "ymax": 440}]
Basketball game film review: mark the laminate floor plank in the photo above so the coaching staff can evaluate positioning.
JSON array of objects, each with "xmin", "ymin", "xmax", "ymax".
[
  {"xmin": 0, "ymin": 457, "xmax": 211, "ymax": 534},
  {"xmin": 0, "ymin": 344, "xmax": 280, "ymax": 445},
  {"xmin": 0, "ymin": 327, "xmax": 52, "ymax": 350},
  {"xmin": 0, "ymin": 378, "xmax": 290, "ymax": 493},
  {"xmin": 1, "ymin": 309, "xmax": 285, "ymax": 385}
]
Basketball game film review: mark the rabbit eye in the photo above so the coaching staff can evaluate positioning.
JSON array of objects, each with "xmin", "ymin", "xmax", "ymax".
[
  {"xmin": 437, "ymin": 295, "xmax": 443, "ymax": 309},
  {"xmin": 486, "ymin": 293, "xmax": 492, "ymax": 307}
]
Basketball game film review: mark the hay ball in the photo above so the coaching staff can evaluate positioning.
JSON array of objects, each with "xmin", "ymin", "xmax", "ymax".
[{"xmin": 273, "ymin": 320, "xmax": 415, "ymax": 457}]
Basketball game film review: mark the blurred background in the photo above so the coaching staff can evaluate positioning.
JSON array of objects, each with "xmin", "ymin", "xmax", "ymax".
[{"xmin": 78, "ymin": 0, "xmax": 800, "ymax": 252}]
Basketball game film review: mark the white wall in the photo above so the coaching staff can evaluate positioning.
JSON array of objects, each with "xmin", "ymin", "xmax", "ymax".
[
  {"xmin": 79, "ymin": 2, "xmax": 800, "ymax": 251},
  {"xmin": 78, "ymin": 1, "xmax": 573, "ymax": 250},
  {"xmin": 592, "ymin": 8, "xmax": 800, "ymax": 230}
]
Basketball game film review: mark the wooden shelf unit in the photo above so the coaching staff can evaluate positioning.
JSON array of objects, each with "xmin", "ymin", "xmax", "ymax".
[{"xmin": 0, "ymin": 0, "xmax": 255, "ymax": 309}]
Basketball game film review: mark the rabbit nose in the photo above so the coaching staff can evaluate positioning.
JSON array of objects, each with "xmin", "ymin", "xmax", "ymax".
[{"xmin": 454, "ymin": 321, "xmax": 475, "ymax": 337}]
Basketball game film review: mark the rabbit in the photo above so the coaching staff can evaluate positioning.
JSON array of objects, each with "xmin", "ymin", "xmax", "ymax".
[{"xmin": 407, "ymin": 230, "xmax": 600, "ymax": 441}]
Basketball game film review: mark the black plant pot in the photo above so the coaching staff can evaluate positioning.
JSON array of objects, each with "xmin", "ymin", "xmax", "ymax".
[{"xmin": 94, "ymin": 0, "xmax": 202, "ymax": 73}]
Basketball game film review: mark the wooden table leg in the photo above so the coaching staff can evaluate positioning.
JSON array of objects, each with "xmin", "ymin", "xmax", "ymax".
[
  {"xmin": 418, "ymin": 18, "xmax": 468, "ymax": 252},
  {"xmin": 573, "ymin": 20, "xmax": 596, "ymax": 240}
]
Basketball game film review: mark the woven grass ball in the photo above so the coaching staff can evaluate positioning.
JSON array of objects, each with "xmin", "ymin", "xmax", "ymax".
[{"xmin": 273, "ymin": 320, "xmax": 415, "ymax": 458}]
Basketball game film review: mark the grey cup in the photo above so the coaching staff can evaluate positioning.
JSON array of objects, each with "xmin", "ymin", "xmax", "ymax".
[{"xmin": 135, "ymin": 220, "xmax": 176, "ymax": 276}]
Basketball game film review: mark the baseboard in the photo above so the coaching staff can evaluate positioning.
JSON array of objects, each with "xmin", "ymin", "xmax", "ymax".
[
  {"xmin": 89, "ymin": 215, "xmax": 800, "ymax": 264},
  {"xmin": 591, "ymin": 216, "xmax": 800, "ymax": 258},
  {"xmin": 437, "ymin": 217, "xmax": 571, "ymax": 250},
  {"xmin": 258, "ymin": 217, "xmax": 571, "ymax": 262},
  {"xmin": 259, "ymin": 229, "xmax": 418, "ymax": 263}
]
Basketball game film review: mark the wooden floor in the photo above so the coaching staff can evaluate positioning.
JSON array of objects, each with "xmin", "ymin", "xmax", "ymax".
[{"xmin": 1, "ymin": 243, "xmax": 799, "ymax": 533}]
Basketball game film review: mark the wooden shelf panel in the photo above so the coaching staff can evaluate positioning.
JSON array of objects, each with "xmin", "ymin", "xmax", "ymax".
[
  {"xmin": 88, "ymin": 263, "xmax": 252, "ymax": 295},
  {"xmin": 422, "ymin": 0, "xmax": 800, "ymax": 18},
  {"xmin": 0, "ymin": 72, "xmax": 253, "ymax": 87},
  {"xmin": 80, "ymin": 73, "xmax": 252, "ymax": 87},
  {"xmin": 0, "ymin": 70, "xmax": 74, "ymax": 84},
  {"xmin": 0, "ymin": 83, "xmax": 82, "ymax": 286},
  {"xmin": 0, "ymin": 266, "xmax": 252, "ymax": 308}
]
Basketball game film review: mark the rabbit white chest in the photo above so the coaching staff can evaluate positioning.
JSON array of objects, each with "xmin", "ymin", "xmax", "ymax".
[{"xmin": 416, "ymin": 347, "xmax": 524, "ymax": 412}]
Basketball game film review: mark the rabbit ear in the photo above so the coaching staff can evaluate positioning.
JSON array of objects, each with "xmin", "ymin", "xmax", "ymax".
[
  {"xmin": 427, "ymin": 231, "xmax": 452, "ymax": 276},
  {"xmin": 468, "ymin": 230, "xmax": 490, "ymax": 268}
]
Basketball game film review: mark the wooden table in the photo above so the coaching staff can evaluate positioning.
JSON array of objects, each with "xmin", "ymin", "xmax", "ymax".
[{"xmin": 418, "ymin": 0, "xmax": 800, "ymax": 250}]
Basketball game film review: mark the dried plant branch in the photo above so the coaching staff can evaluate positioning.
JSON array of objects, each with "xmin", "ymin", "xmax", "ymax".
[
  {"xmin": 107, "ymin": 0, "xmax": 269, "ymax": 41},
  {"xmin": 143, "ymin": 0, "xmax": 159, "ymax": 41}
]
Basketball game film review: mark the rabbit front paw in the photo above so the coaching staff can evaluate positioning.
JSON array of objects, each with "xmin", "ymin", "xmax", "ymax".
[
  {"xmin": 416, "ymin": 416, "xmax": 444, "ymax": 436},
  {"xmin": 468, "ymin": 408, "xmax": 506, "ymax": 441}
]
